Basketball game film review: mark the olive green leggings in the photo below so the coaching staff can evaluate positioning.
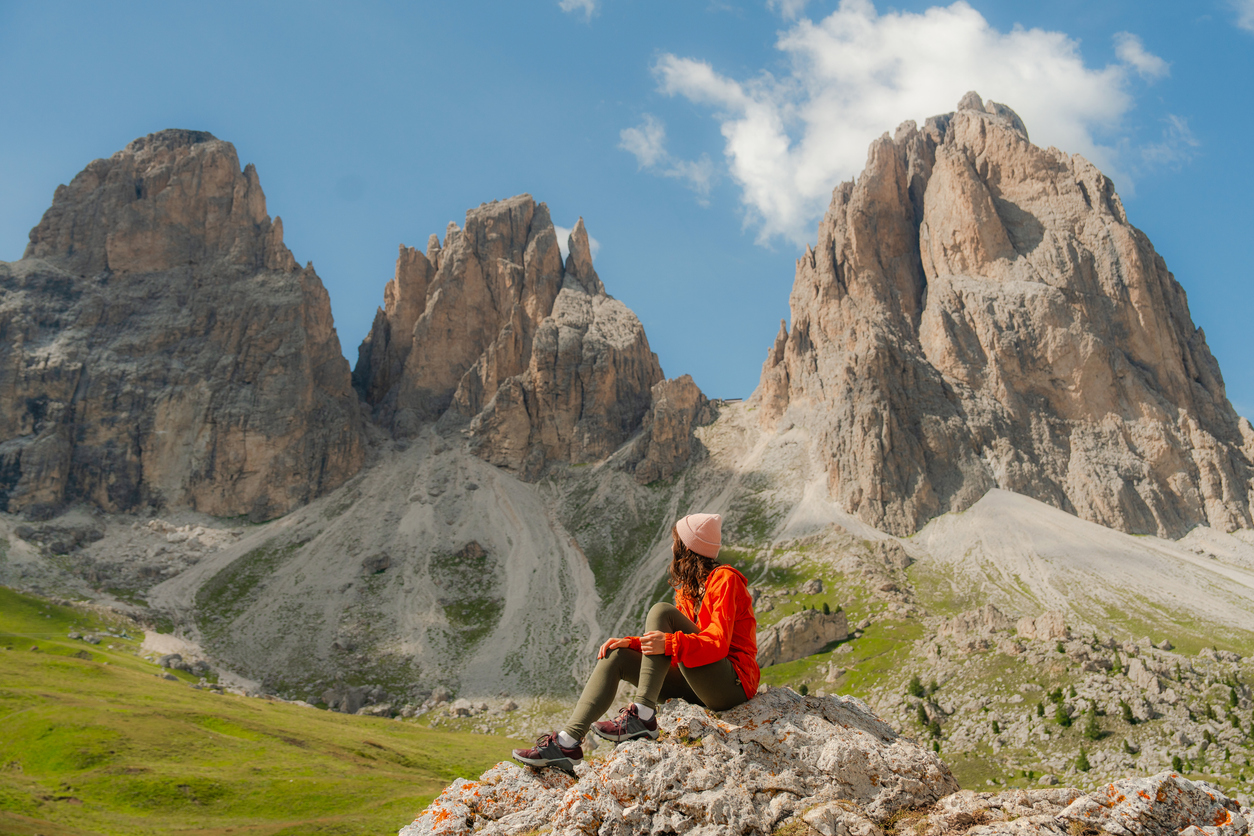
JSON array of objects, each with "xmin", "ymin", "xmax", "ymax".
[{"xmin": 562, "ymin": 602, "xmax": 748, "ymax": 741}]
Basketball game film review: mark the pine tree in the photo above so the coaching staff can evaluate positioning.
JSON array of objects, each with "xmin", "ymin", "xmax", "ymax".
[
  {"xmin": 1036, "ymin": 702, "xmax": 1045, "ymax": 717},
  {"xmin": 1119, "ymin": 699, "xmax": 1136, "ymax": 725},
  {"xmin": 907, "ymin": 675, "xmax": 925, "ymax": 698},
  {"xmin": 992, "ymin": 720, "xmax": 1001, "ymax": 734},
  {"xmin": 1172, "ymin": 755, "xmax": 1184, "ymax": 773},
  {"xmin": 1055, "ymin": 705, "xmax": 1072, "ymax": 727},
  {"xmin": 1075, "ymin": 749, "xmax": 1091, "ymax": 772},
  {"xmin": 1083, "ymin": 707, "xmax": 1102, "ymax": 740}
]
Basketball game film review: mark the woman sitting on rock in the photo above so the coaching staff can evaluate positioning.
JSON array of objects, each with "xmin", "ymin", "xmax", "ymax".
[{"xmin": 513, "ymin": 513, "xmax": 759, "ymax": 774}]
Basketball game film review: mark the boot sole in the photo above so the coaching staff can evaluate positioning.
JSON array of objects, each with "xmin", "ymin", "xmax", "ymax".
[
  {"xmin": 512, "ymin": 752, "xmax": 578, "ymax": 777},
  {"xmin": 591, "ymin": 726, "xmax": 660, "ymax": 743}
]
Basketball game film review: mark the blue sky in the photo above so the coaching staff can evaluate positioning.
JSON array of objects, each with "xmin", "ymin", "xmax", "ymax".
[{"xmin": 1, "ymin": 0, "xmax": 1252, "ymax": 413}]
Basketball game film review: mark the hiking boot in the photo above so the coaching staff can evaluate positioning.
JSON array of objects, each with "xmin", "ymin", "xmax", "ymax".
[
  {"xmin": 512, "ymin": 732, "xmax": 582, "ymax": 776},
  {"xmin": 592, "ymin": 704, "xmax": 660, "ymax": 742}
]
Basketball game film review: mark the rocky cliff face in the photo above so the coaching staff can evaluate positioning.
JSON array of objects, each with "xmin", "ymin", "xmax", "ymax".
[
  {"xmin": 756, "ymin": 92, "xmax": 1254, "ymax": 538},
  {"xmin": 354, "ymin": 197, "xmax": 670, "ymax": 479},
  {"xmin": 0, "ymin": 130, "xmax": 364, "ymax": 520}
]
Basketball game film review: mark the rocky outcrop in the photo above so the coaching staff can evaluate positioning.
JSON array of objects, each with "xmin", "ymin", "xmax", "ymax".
[
  {"xmin": 625, "ymin": 374, "xmax": 715, "ymax": 484},
  {"xmin": 0, "ymin": 130, "xmax": 364, "ymax": 520},
  {"xmin": 399, "ymin": 687, "xmax": 1252, "ymax": 836},
  {"xmin": 938, "ymin": 605, "xmax": 1013, "ymax": 638},
  {"xmin": 756, "ymin": 608, "xmax": 850, "ymax": 667},
  {"xmin": 894, "ymin": 774, "xmax": 1250, "ymax": 836},
  {"xmin": 755, "ymin": 92, "xmax": 1254, "ymax": 538},
  {"xmin": 1016, "ymin": 612, "xmax": 1070, "ymax": 642},
  {"xmin": 400, "ymin": 688, "xmax": 959, "ymax": 836},
  {"xmin": 354, "ymin": 198, "xmax": 666, "ymax": 479}
]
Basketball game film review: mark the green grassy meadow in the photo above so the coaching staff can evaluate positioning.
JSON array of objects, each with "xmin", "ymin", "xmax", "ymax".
[{"xmin": 0, "ymin": 587, "xmax": 520, "ymax": 836}]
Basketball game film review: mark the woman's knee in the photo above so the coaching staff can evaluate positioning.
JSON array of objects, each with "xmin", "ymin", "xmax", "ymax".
[{"xmin": 646, "ymin": 601, "xmax": 681, "ymax": 631}]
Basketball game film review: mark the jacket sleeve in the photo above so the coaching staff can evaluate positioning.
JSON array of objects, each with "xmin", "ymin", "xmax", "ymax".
[
  {"xmin": 625, "ymin": 636, "xmax": 642, "ymax": 652},
  {"xmin": 665, "ymin": 570, "xmax": 742, "ymax": 667}
]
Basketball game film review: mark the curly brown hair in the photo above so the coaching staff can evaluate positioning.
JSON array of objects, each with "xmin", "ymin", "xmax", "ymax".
[{"xmin": 668, "ymin": 524, "xmax": 721, "ymax": 606}]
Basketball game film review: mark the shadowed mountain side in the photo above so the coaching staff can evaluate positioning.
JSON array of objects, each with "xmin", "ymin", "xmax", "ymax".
[
  {"xmin": 755, "ymin": 92, "xmax": 1254, "ymax": 539},
  {"xmin": 0, "ymin": 130, "xmax": 364, "ymax": 521}
]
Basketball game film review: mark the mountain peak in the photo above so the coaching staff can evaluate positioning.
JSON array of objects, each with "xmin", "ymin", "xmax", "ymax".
[{"xmin": 755, "ymin": 97, "xmax": 1250, "ymax": 538}]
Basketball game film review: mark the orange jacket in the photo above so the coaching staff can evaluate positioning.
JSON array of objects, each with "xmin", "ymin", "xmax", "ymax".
[{"xmin": 628, "ymin": 564, "xmax": 759, "ymax": 700}]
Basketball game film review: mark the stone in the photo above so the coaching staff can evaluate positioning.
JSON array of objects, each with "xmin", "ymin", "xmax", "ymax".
[
  {"xmin": 0, "ymin": 130, "xmax": 364, "ymax": 519},
  {"xmin": 353, "ymin": 197, "xmax": 668, "ymax": 479},
  {"xmin": 1016, "ymin": 612, "xmax": 1070, "ymax": 641},
  {"xmin": 322, "ymin": 684, "xmax": 368, "ymax": 715},
  {"xmin": 361, "ymin": 553, "xmax": 390, "ymax": 575},
  {"xmin": 753, "ymin": 94, "xmax": 1254, "ymax": 538},
  {"xmin": 803, "ymin": 801, "xmax": 884, "ymax": 836},
  {"xmin": 1057, "ymin": 771, "xmax": 1247, "ymax": 836},
  {"xmin": 756, "ymin": 608, "xmax": 849, "ymax": 667},
  {"xmin": 801, "ymin": 578, "xmax": 824, "ymax": 595},
  {"xmin": 399, "ymin": 689, "xmax": 959, "ymax": 836},
  {"xmin": 938, "ymin": 604, "xmax": 1013, "ymax": 637},
  {"xmin": 1127, "ymin": 658, "xmax": 1162, "ymax": 694}
]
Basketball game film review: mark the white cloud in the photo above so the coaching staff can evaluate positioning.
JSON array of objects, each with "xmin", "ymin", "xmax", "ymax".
[
  {"xmin": 1137, "ymin": 114, "xmax": 1199, "ymax": 168},
  {"xmin": 1114, "ymin": 32, "xmax": 1169, "ymax": 79},
  {"xmin": 767, "ymin": 0, "xmax": 811, "ymax": 20},
  {"xmin": 559, "ymin": 0, "xmax": 598, "ymax": 21},
  {"xmin": 645, "ymin": 0, "xmax": 1172, "ymax": 245},
  {"xmin": 619, "ymin": 114, "xmax": 666, "ymax": 168},
  {"xmin": 619, "ymin": 115, "xmax": 717, "ymax": 203},
  {"xmin": 1234, "ymin": 0, "xmax": 1254, "ymax": 32},
  {"xmin": 554, "ymin": 224, "xmax": 601, "ymax": 261}
]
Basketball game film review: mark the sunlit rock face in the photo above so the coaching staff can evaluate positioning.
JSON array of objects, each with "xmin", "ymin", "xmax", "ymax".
[
  {"xmin": 756, "ymin": 92, "xmax": 1254, "ymax": 538},
  {"xmin": 354, "ymin": 196, "xmax": 668, "ymax": 480},
  {"xmin": 0, "ymin": 129, "xmax": 365, "ymax": 520}
]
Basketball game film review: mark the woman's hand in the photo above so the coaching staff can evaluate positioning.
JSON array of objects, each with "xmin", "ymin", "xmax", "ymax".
[
  {"xmin": 598, "ymin": 637, "xmax": 633, "ymax": 659},
  {"xmin": 640, "ymin": 630, "xmax": 667, "ymax": 656}
]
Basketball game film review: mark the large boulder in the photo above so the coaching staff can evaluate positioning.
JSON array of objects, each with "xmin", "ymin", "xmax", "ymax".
[
  {"xmin": 399, "ymin": 688, "xmax": 959, "ymax": 836},
  {"xmin": 757, "ymin": 608, "xmax": 849, "ymax": 667}
]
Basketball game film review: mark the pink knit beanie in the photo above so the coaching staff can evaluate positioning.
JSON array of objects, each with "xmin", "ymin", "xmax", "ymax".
[{"xmin": 676, "ymin": 513, "xmax": 722, "ymax": 558}]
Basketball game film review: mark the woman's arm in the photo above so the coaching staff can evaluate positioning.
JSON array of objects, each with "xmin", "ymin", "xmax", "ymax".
[
  {"xmin": 598, "ymin": 636, "xmax": 645, "ymax": 657},
  {"xmin": 665, "ymin": 570, "xmax": 743, "ymax": 667}
]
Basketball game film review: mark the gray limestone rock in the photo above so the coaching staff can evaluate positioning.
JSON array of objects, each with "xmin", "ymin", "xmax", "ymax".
[
  {"xmin": 399, "ymin": 688, "xmax": 959, "ymax": 836},
  {"xmin": 756, "ymin": 608, "xmax": 849, "ymax": 668}
]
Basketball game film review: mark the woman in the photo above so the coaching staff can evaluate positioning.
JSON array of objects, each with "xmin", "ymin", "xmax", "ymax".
[{"xmin": 513, "ymin": 512, "xmax": 759, "ymax": 774}]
